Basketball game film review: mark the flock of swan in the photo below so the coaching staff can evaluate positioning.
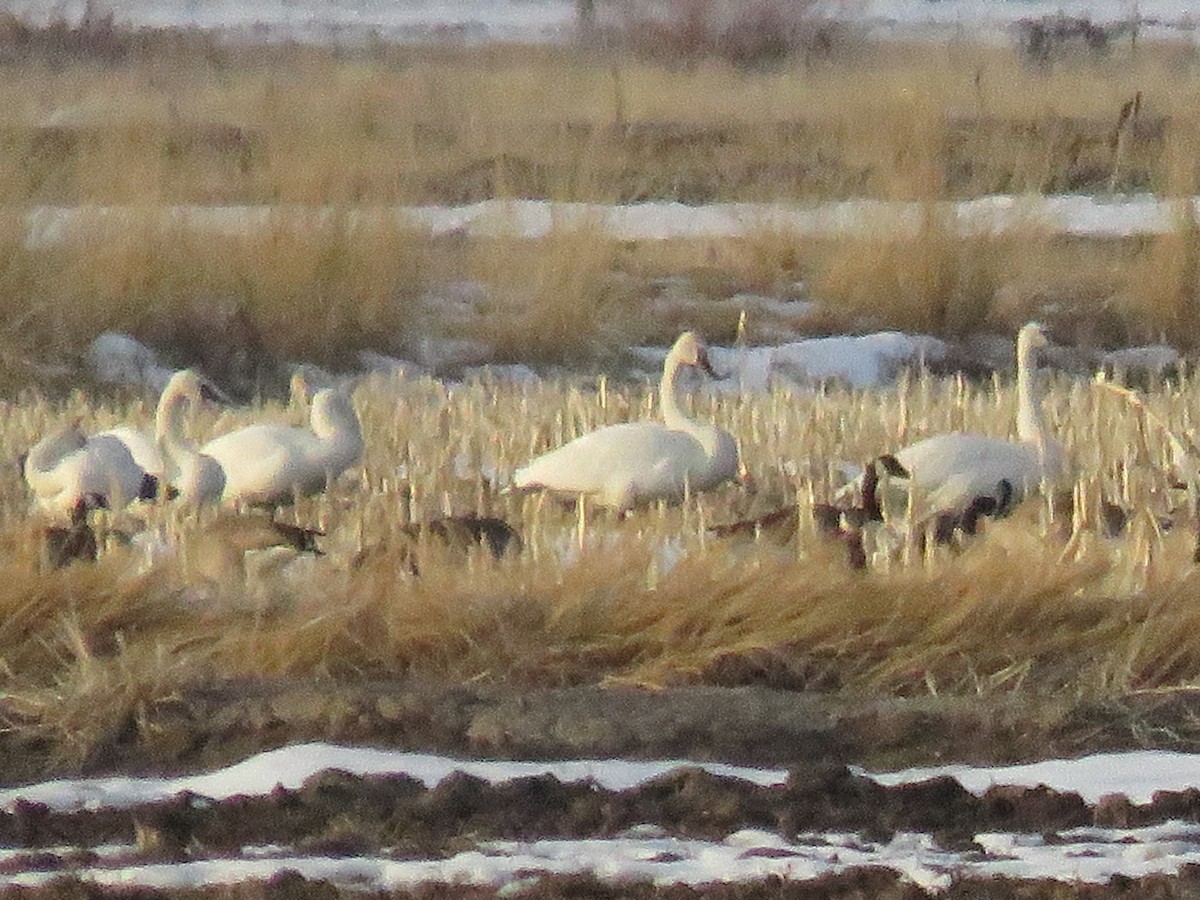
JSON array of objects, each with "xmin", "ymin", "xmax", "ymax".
[{"xmin": 21, "ymin": 321, "xmax": 1076, "ymax": 574}]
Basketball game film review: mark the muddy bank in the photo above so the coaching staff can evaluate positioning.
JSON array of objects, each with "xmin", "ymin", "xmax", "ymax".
[
  {"xmin": 1, "ymin": 871, "xmax": 1197, "ymax": 900},
  {"xmin": 3, "ymin": 759, "xmax": 1195, "ymax": 852},
  {"xmin": 4, "ymin": 758, "xmax": 1200, "ymax": 898},
  {"xmin": 5, "ymin": 679, "xmax": 1200, "ymax": 782},
  {"xmin": 4, "ymin": 682, "xmax": 1200, "ymax": 898}
]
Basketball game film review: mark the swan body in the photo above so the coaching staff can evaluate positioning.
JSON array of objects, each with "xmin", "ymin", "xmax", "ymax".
[
  {"xmin": 94, "ymin": 425, "xmax": 164, "ymax": 480},
  {"xmin": 23, "ymin": 421, "xmax": 153, "ymax": 516},
  {"xmin": 892, "ymin": 431, "xmax": 1060, "ymax": 512},
  {"xmin": 200, "ymin": 384, "xmax": 363, "ymax": 506},
  {"xmin": 855, "ymin": 322, "xmax": 1064, "ymax": 516},
  {"xmin": 513, "ymin": 331, "xmax": 739, "ymax": 510}
]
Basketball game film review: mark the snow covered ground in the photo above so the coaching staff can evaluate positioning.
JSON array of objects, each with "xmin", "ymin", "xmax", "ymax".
[
  {"xmin": 0, "ymin": 0, "xmax": 1190, "ymax": 45},
  {"xmin": 5, "ymin": 743, "xmax": 1200, "ymax": 890},
  {"xmin": 21, "ymin": 196, "xmax": 1200, "ymax": 251}
]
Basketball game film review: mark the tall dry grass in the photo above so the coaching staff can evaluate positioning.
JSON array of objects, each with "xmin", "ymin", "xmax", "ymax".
[
  {"xmin": 3, "ymin": 362, "xmax": 1200, "ymax": 762},
  {"xmin": 0, "ymin": 33, "xmax": 1200, "ymax": 370}
]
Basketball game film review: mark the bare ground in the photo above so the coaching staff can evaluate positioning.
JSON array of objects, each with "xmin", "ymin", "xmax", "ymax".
[{"xmin": 6, "ymin": 681, "xmax": 1200, "ymax": 897}]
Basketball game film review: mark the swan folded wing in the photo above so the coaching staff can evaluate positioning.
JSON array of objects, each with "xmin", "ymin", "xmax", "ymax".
[
  {"xmin": 177, "ymin": 452, "xmax": 227, "ymax": 504},
  {"xmin": 94, "ymin": 427, "xmax": 164, "ymax": 479},
  {"xmin": 202, "ymin": 425, "xmax": 314, "ymax": 504},
  {"xmin": 29, "ymin": 435, "xmax": 146, "ymax": 513},
  {"xmin": 514, "ymin": 422, "xmax": 728, "ymax": 508},
  {"xmin": 899, "ymin": 433, "xmax": 1048, "ymax": 513}
]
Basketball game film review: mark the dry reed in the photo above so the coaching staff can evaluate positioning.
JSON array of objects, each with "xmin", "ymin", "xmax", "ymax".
[{"xmin": 0, "ymin": 36, "xmax": 1200, "ymax": 372}]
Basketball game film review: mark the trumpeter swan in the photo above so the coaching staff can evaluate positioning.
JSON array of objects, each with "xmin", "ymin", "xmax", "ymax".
[
  {"xmin": 103, "ymin": 368, "xmax": 306, "ymax": 489},
  {"xmin": 154, "ymin": 369, "xmax": 227, "ymax": 505},
  {"xmin": 512, "ymin": 331, "xmax": 739, "ymax": 510},
  {"xmin": 23, "ymin": 419, "xmax": 157, "ymax": 517},
  {"xmin": 860, "ymin": 322, "xmax": 1065, "ymax": 516},
  {"xmin": 199, "ymin": 383, "xmax": 363, "ymax": 506}
]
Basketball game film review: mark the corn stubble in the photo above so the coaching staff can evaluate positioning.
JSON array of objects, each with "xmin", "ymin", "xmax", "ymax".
[{"xmin": 1, "ymin": 367, "xmax": 1200, "ymax": 762}]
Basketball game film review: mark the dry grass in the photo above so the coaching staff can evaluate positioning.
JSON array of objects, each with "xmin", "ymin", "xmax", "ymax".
[
  {"xmin": 3, "ymin": 363, "xmax": 1200, "ymax": 762},
  {"xmin": 0, "ymin": 33, "xmax": 1199, "ymax": 370},
  {"xmin": 5, "ymin": 27, "xmax": 1200, "ymax": 760}
]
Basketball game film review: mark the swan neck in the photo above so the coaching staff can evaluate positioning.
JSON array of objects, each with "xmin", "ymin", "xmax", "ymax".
[
  {"xmin": 311, "ymin": 392, "xmax": 363, "ymax": 456},
  {"xmin": 1016, "ymin": 337, "xmax": 1044, "ymax": 445},
  {"xmin": 659, "ymin": 350, "xmax": 694, "ymax": 432},
  {"xmin": 156, "ymin": 385, "xmax": 195, "ymax": 458}
]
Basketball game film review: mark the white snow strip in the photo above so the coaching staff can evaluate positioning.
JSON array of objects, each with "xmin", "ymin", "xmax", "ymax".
[
  {"xmin": 11, "ymin": 746, "xmax": 1200, "ymax": 817},
  {"xmin": 9, "ymin": 824, "xmax": 1200, "ymax": 891},
  {"xmin": 861, "ymin": 750, "xmax": 1200, "ymax": 805},
  {"xmin": 1, "ymin": 0, "xmax": 1195, "ymax": 46},
  {"xmin": 14, "ymin": 196, "xmax": 1200, "ymax": 250},
  {"xmin": 0, "ymin": 743, "xmax": 790, "ymax": 813}
]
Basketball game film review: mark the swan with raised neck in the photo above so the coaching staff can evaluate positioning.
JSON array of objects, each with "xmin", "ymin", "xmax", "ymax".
[
  {"xmin": 512, "ymin": 331, "xmax": 739, "ymax": 510},
  {"xmin": 155, "ymin": 369, "xmax": 226, "ymax": 505},
  {"xmin": 850, "ymin": 321, "xmax": 1065, "ymax": 518}
]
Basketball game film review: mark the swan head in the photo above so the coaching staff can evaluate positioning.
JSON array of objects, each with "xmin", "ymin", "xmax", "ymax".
[
  {"xmin": 670, "ymin": 331, "xmax": 718, "ymax": 378},
  {"xmin": 1018, "ymin": 322, "xmax": 1049, "ymax": 355},
  {"xmin": 310, "ymin": 384, "xmax": 362, "ymax": 439},
  {"xmin": 162, "ymin": 369, "xmax": 224, "ymax": 407}
]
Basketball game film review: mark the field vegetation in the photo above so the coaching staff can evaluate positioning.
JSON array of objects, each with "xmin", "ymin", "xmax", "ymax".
[
  {"xmin": 0, "ymin": 16, "xmax": 1199, "ymax": 384},
  {"xmin": 5, "ymin": 13, "xmax": 1200, "ymax": 770},
  {"xmin": 3, "ymin": 364, "xmax": 1200, "ymax": 767}
]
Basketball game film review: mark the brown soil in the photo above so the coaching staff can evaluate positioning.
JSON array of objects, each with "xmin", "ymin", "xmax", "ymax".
[
  {"xmin": 6, "ymin": 680, "xmax": 1200, "ymax": 897},
  {"xmin": 6, "ymin": 678, "xmax": 1199, "ymax": 782}
]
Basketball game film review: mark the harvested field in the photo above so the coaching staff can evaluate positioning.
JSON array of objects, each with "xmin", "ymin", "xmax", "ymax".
[{"xmin": 5, "ymin": 8, "xmax": 1200, "ymax": 896}]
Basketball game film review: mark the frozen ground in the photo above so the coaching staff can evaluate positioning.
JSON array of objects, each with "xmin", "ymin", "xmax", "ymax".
[
  {"xmin": 21, "ymin": 196, "xmax": 1200, "ymax": 250},
  {"xmin": 0, "ymin": 0, "xmax": 1190, "ymax": 44},
  {"xmin": 5, "ymin": 743, "xmax": 1200, "ymax": 890}
]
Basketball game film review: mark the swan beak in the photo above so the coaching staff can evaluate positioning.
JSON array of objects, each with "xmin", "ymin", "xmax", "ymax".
[
  {"xmin": 199, "ymin": 381, "xmax": 229, "ymax": 405},
  {"xmin": 696, "ymin": 347, "xmax": 722, "ymax": 379}
]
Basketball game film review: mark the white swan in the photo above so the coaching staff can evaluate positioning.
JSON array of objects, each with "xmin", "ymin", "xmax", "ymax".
[
  {"xmin": 93, "ymin": 424, "xmax": 164, "ymax": 483},
  {"xmin": 154, "ymin": 369, "xmax": 227, "ymax": 505},
  {"xmin": 199, "ymin": 383, "xmax": 364, "ymax": 506},
  {"xmin": 512, "ymin": 331, "xmax": 739, "ymax": 510},
  {"xmin": 102, "ymin": 368, "xmax": 308, "ymax": 485},
  {"xmin": 23, "ymin": 419, "xmax": 155, "ymax": 517},
  {"xmin": 863, "ymin": 322, "xmax": 1065, "ymax": 515}
]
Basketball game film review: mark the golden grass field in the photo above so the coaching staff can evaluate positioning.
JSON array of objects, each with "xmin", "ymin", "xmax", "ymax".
[
  {"xmin": 5, "ymin": 21, "xmax": 1200, "ymax": 764},
  {"xmin": 1, "ymin": 27, "xmax": 1200, "ymax": 383}
]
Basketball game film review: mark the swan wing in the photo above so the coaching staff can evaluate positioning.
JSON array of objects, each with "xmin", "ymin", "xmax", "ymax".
[
  {"xmin": 27, "ymin": 434, "xmax": 145, "ymax": 513},
  {"xmin": 898, "ymin": 433, "xmax": 1045, "ymax": 511},
  {"xmin": 94, "ymin": 427, "xmax": 163, "ymax": 478},
  {"xmin": 80, "ymin": 435, "xmax": 150, "ymax": 503},
  {"xmin": 201, "ymin": 425, "xmax": 309, "ymax": 503},
  {"xmin": 515, "ymin": 421, "xmax": 724, "ymax": 506}
]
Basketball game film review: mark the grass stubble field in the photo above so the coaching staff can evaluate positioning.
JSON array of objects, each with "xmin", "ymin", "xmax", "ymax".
[{"xmin": 5, "ymin": 14, "xmax": 1200, "ymax": 788}]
